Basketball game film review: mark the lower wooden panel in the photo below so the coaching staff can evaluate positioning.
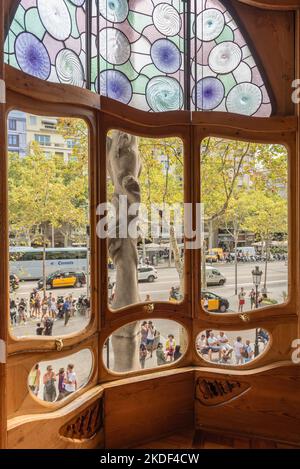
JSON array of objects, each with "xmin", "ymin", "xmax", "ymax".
[
  {"xmin": 195, "ymin": 363, "xmax": 300, "ymax": 447},
  {"xmin": 103, "ymin": 368, "xmax": 195, "ymax": 449},
  {"xmin": 7, "ymin": 387, "xmax": 104, "ymax": 449}
]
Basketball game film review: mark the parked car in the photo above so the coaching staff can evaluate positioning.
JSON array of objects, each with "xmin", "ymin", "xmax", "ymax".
[
  {"xmin": 10, "ymin": 273, "xmax": 20, "ymax": 292},
  {"xmin": 137, "ymin": 265, "xmax": 158, "ymax": 283},
  {"xmin": 37, "ymin": 271, "xmax": 86, "ymax": 290},
  {"xmin": 201, "ymin": 291, "xmax": 229, "ymax": 312},
  {"xmin": 205, "ymin": 266, "xmax": 226, "ymax": 286}
]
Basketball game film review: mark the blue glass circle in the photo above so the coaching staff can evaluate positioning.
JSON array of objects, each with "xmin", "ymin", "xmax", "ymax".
[
  {"xmin": 151, "ymin": 39, "xmax": 181, "ymax": 74},
  {"xmin": 193, "ymin": 77, "xmax": 224, "ymax": 110},
  {"xmin": 98, "ymin": 70, "xmax": 132, "ymax": 104},
  {"xmin": 99, "ymin": 0, "xmax": 129, "ymax": 23},
  {"xmin": 15, "ymin": 32, "xmax": 51, "ymax": 80}
]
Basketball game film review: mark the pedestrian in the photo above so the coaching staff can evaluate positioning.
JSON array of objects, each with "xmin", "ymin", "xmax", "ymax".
[
  {"xmin": 146, "ymin": 321, "xmax": 156, "ymax": 358},
  {"xmin": 64, "ymin": 364, "xmax": 77, "ymax": 397},
  {"xmin": 217, "ymin": 331, "xmax": 233, "ymax": 362},
  {"xmin": 41, "ymin": 296, "xmax": 48, "ymax": 319},
  {"xmin": 249, "ymin": 288, "xmax": 256, "ymax": 309},
  {"xmin": 156, "ymin": 343, "xmax": 167, "ymax": 366},
  {"xmin": 33, "ymin": 292, "xmax": 41, "ymax": 318},
  {"xmin": 238, "ymin": 287, "xmax": 246, "ymax": 312},
  {"xmin": 28, "ymin": 364, "xmax": 40, "ymax": 396},
  {"xmin": 43, "ymin": 365, "xmax": 57, "ymax": 402},
  {"xmin": 234, "ymin": 336, "xmax": 245, "ymax": 365},
  {"xmin": 49, "ymin": 297, "xmax": 58, "ymax": 318},
  {"xmin": 139, "ymin": 343, "xmax": 147, "ymax": 369},
  {"xmin": 165, "ymin": 334, "xmax": 176, "ymax": 361},
  {"xmin": 63, "ymin": 297, "xmax": 71, "ymax": 326},
  {"xmin": 56, "ymin": 368, "xmax": 66, "ymax": 401},
  {"xmin": 10, "ymin": 299, "xmax": 17, "ymax": 325},
  {"xmin": 244, "ymin": 339, "xmax": 254, "ymax": 363},
  {"xmin": 207, "ymin": 331, "xmax": 222, "ymax": 362},
  {"xmin": 140, "ymin": 321, "xmax": 148, "ymax": 345},
  {"xmin": 173, "ymin": 345, "xmax": 182, "ymax": 361},
  {"xmin": 36, "ymin": 322, "xmax": 44, "ymax": 336},
  {"xmin": 18, "ymin": 298, "xmax": 27, "ymax": 324},
  {"xmin": 47, "ymin": 293, "xmax": 53, "ymax": 314},
  {"xmin": 43, "ymin": 315, "xmax": 54, "ymax": 336},
  {"xmin": 145, "ymin": 294, "xmax": 151, "ymax": 302}
]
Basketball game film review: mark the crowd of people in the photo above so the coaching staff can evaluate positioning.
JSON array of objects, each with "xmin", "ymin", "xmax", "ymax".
[
  {"xmin": 28, "ymin": 362, "xmax": 78, "ymax": 402},
  {"xmin": 197, "ymin": 329, "xmax": 269, "ymax": 365},
  {"xmin": 10, "ymin": 289, "xmax": 90, "ymax": 335},
  {"xmin": 138, "ymin": 320, "xmax": 182, "ymax": 369}
]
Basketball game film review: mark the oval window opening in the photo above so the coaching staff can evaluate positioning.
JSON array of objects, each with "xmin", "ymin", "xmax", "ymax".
[
  {"xmin": 196, "ymin": 328, "xmax": 270, "ymax": 366},
  {"xmin": 104, "ymin": 319, "xmax": 188, "ymax": 373},
  {"xmin": 28, "ymin": 349, "xmax": 93, "ymax": 403}
]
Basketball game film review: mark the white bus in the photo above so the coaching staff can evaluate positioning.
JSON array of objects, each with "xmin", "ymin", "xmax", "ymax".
[{"xmin": 9, "ymin": 246, "xmax": 88, "ymax": 280}]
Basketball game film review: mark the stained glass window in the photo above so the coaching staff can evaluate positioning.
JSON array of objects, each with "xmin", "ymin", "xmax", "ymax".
[
  {"xmin": 4, "ymin": 0, "xmax": 87, "ymax": 87},
  {"xmin": 191, "ymin": 0, "xmax": 272, "ymax": 117},
  {"xmin": 4, "ymin": 0, "xmax": 272, "ymax": 116}
]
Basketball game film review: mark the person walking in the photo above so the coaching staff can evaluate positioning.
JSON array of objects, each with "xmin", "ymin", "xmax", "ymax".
[
  {"xmin": 234, "ymin": 336, "xmax": 245, "ymax": 365},
  {"xmin": 165, "ymin": 334, "xmax": 176, "ymax": 362},
  {"xmin": 156, "ymin": 343, "xmax": 167, "ymax": 366},
  {"xmin": 28, "ymin": 364, "xmax": 41, "ymax": 396},
  {"xmin": 238, "ymin": 287, "xmax": 246, "ymax": 312},
  {"xmin": 56, "ymin": 368, "xmax": 66, "ymax": 401},
  {"xmin": 64, "ymin": 364, "xmax": 77, "ymax": 397},
  {"xmin": 43, "ymin": 365, "xmax": 57, "ymax": 402},
  {"xmin": 139, "ymin": 343, "xmax": 148, "ymax": 369},
  {"xmin": 140, "ymin": 321, "xmax": 148, "ymax": 346},
  {"xmin": 249, "ymin": 288, "xmax": 256, "ymax": 310},
  {"xmin": 63, "ymin": 297, "xmax": 71, "ymax": 326},
  {"xmin": 146, "ymin": 321, "xmax": 156, "ymax": 358}
]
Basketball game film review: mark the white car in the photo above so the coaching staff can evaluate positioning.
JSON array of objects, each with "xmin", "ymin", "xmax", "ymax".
[
  {"xmin": 137, "ymin": 265, "xmax": 158, "ymax": 282},
  {"xmin": 109, "ymin": 265, "xmax": 158, "ymax": 285}
]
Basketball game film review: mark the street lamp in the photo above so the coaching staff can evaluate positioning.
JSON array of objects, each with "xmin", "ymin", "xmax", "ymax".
[{"xmin": 252, "ymin": 265, "xmax": 263, "ymax": 357}]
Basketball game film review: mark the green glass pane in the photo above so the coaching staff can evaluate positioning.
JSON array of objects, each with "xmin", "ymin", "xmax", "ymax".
[
  {"xmin": 25, "ymin": 8, "xmax": 45, "ymax": 40},
  {"xmin": 141, "ymin": 63, "xmax": 162, "ymax": 79},
  {"xmin": 115, "ymin": 61, "xmax": 139, "ymax": 81},
  {"xmin": 215, "ymin": 26, "xmax": 234, "ymax": 44},
  {"xmin": 14, "ymin": 5, "xmax": 25, "ymax": 29},
  {"xmin": 4, "ymin": 31, "xmax": 16, "ymax": 55},
  {"xmin": 218, "ymin": 73, "xmax": 236, "ymax": 94},
  {"xmin": 7, "ymin": 54, "xmax": 20, "ymax": 70},
  {"xmin": 100, "ymin": 56, "xmax": 113, "ymax": 71},
  {"xmin": 67, "ymin": 2, "xmax": 80, "ymax": 38},
  {"xmin": 10, "ymin": 19, "xmax": 25, "ymax": 37},
  {"xmin": 131, "ymin": 75, "xmax": 149, "ymax": 94},
  {"xmin": 128, "ymin": 12, "xmax": 152, "ymax": 34}
]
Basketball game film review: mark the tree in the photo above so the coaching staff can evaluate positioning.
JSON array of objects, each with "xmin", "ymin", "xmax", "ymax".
[{"xmin": 242, "ymin": 191, "xmax": 287, "ymax": 291}]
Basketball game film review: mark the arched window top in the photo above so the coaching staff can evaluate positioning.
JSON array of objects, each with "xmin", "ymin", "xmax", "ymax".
[{"xmin": 5, "ymin": 0, "xmax": 272, "ymax": 116}]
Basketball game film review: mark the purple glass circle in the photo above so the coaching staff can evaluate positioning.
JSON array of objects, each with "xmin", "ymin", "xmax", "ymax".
[
  {"xmin": 15, "ymin": 32, "xmax": 51, "ymax": 80},
  {"xmin": 151, "ymin": 39, "xmax": 181, "ymax": 74},
  {"xmin": 98, "ymin": 70, "xmax": 132, "ymax": 104},
  {"xmin": 193, "ymin": 77, "xmax": 224, "ymax": 110}
]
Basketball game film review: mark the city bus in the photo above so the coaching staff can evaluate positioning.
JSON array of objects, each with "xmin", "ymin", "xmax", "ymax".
[{"xmin": 9, "ymin": 246, "xmax": 88, "ymax": 280}]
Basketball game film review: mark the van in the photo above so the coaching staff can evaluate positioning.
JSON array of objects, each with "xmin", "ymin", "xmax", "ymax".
[{"xmin": 205, "ymin": 266, "xmax": 226, "ymax": 286}]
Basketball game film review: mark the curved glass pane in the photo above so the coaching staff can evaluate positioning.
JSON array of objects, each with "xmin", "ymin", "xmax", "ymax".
[
  {"xmin": 196, "ymin": 328, "xmax": 270, "ymax": 365},
  {"xmin": 28, "ymin": 348, "xmax": 93, "ymax": 403},
  {"xmin": 5, "ymin": 0, "xmax": 272, "ymax": 115},
  {"xmin": 200, "ymin": 137, "xmax": 288, "ymax": 315},
  {"xmin": 103, "ymin": 319, "xmax": 187, "ymax": 373}
]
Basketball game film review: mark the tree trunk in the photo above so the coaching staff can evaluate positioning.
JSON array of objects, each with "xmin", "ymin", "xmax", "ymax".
[
  {"xmin": 201, "ymin": 239, "xmax": 207, "ymax": 290},
  {"xmin": 42, "ymin": 233, "xmax": 46, "ymax": 299},
  {"xmin": 234, "ymin": 235, "xmax": 238, "ymax": 295},
  {"xmin": 264, "ymin": 238, "xmax": 269, "ymax": 292},
  {"xmin": 107, "ymin": 131, "xmax": 142, "ymax": 372},
  {"xmin": 169, "ymin": 225, "xmax": 184, "ymax": 294}
]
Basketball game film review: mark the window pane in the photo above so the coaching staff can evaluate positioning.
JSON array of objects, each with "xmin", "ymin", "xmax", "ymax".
[
  {"xmin": 200, "ymin": 138, "xmax": 288, "ymax": 314},
  {"xmin": 8, "ymin": 112, "xmax": 90, "ymax": 339},
  {"xmin": 104, "ymin": 319, "xmax": 187, "ymax": 373},
  {"xmin": 106, "ymin": 131, "xmax": 184, "ymax": 309},
  {"xmin": 28, "ymin": 349, "xmax": 93, "ymax": 403},
  {"xmin": 196, "ymin": 329, "xmax": 270, "ymax": 365}
]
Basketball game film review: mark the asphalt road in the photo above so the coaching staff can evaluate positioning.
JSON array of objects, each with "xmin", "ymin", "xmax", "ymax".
[{"xmin": 10, "ymin": 260, "xmax": 287, "ymax": 338}]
